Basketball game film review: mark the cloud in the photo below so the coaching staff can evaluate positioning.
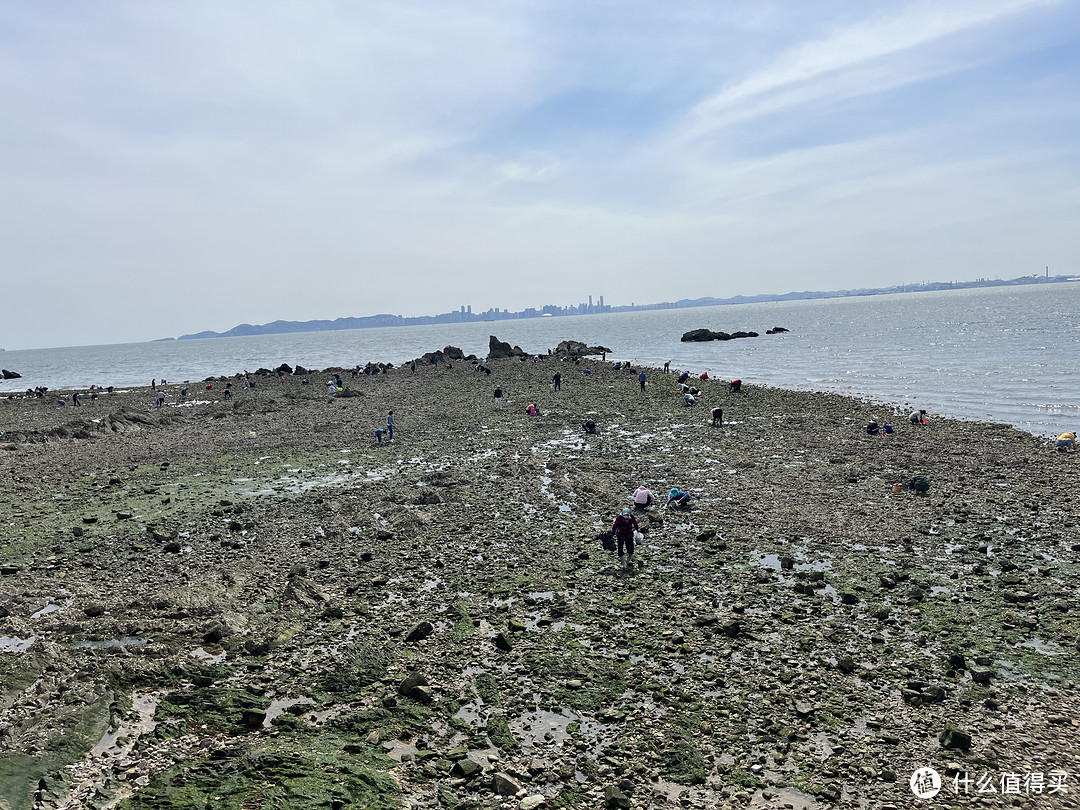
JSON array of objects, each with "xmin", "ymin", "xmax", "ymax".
[{"xmin": 675, "ymin": 0, "xmax": 1063, "ymax": 141}]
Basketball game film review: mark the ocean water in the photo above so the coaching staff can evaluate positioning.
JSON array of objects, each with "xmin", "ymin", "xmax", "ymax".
[{"xmin": 2, "ymin": 283, "xmax": 1078, "ymax": 438}]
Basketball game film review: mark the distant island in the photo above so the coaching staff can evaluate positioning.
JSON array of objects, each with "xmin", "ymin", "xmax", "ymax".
[{"xmin": 164, "ymin": 273, "xmax": 1076, "ymax": 341}]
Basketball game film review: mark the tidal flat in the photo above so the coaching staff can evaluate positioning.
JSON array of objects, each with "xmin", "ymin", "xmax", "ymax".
[{"xmin": 1, "ymin": 354, "xmax": 1078, "ymax": 810}]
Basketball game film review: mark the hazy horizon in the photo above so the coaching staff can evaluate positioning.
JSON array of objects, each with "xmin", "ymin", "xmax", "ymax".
[{"xmin": 3, "ymin": 1, "xmax": 1078, "ymax": 350}]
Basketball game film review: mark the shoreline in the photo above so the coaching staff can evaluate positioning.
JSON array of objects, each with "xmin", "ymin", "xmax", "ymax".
[{"xmin": 1, "ymin": 356, "xmax": 1078, "ymax": 809}]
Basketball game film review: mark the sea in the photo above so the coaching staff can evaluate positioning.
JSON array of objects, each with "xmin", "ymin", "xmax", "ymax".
[{"xmin": 2, "ymin": 283, "xmax": 1078, "ymax": 439}]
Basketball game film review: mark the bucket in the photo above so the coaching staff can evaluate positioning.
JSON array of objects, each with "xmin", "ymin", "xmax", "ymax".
[{"xmin": 892, "ymin": 483, "xmax": 903, "ymax": 493}]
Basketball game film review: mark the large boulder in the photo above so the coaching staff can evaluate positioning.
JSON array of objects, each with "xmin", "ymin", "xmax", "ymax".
[
  {"xmin": 1, "ymin": 369, "xmax": 21, "ymax": 379},
  {"xmin": 488, "ymin": 336, "xmax": 527, "ymax": 359},
  {"xmin": 552, "ymin": 340, "xmax": 611, "ymax": 356}
]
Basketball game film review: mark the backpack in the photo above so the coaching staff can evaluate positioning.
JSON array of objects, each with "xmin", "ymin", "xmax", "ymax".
[
  {"xmin": 598, "ymin": 531, "xmax": 617, "ymax": 552},
  {"xmin": 911, "ymin": 474, "xmax": 931, "ymax": 494}
]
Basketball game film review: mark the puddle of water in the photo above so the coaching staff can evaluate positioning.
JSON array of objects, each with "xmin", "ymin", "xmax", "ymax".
[
  {"xmin": 32, "ymin": 603, "xmax": 64, "ymax": 619},
  {"xmin": 509, "ymin": 708, "xmax": 600, "ymax": 751},
  {"xmin": 0, "ymin": 636, "xmax": 36, "ymax": 654},
  {"xmin": 749, "ymin": 786, "xmax": 822, "ymax": 809},
  {"xmin": 264, "ymin": 696, "xmax": 316, "ymax": 727},
  {"xmin": 1017, "ymin": 637, "xmax": 1066, "ymax": 656},
  {"xmin": 91, "ymin": 692, "xmax": 159, "ymax": 758},
  {"xmin": 72, "ymin": 637, "xmax": 148, "ymax": 649},
  {"xmin": 191, "ymin": 645, "xmax": 226, "ymax": 663},
  {"xmin": 382, "ymin": 739, "xmax": 419, "ymax": 762}
]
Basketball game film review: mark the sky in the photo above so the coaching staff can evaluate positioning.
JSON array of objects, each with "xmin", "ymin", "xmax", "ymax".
[{"xmin": 2, "ymin": 0, "xmax": 1079, "ymax": 349}]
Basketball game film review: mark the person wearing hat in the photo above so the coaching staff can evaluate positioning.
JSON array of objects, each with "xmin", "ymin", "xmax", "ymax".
[
  {"xmin": 666, "ymin": 488, "xmax": 691, "ymax": 509},
  {"xmin": 611, "ymin": 508, "xmax": 640, "ymax": 568}
]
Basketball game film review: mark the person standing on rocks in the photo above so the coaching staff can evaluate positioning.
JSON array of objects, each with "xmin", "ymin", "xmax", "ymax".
[
  {"xmin": 553, "ymin": 372, "xmax": 562, "ymax": 392},
  {"xmin": 493, "ymin": 386, "xmax": 504, "ymax": 408},
  {"xmin": 612, "ymin": 508, "xmax": 640, "ymax": 568},
  {"xmin": 638, "ymin": 370, "xmax": 647, "ymax": 393},
  {"xmin": 156, "ymin": 390, "xmax": 165, "ymax": 407},
  {"xmin": 387, "ymin": 411, "xmax": 394, "ymax": 441}
]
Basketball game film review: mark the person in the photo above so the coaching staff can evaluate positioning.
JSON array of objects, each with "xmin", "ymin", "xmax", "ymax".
[
  {"xmin": 909, "ymin": 409, "xmax": 927, "ymax": 425},
  {"xmin": 151, "ymin": 379, "xmax": 156, "ymax": 390},
  {"xmin": 1055, "ymin": 431, "xmax": 1077, "ymax": 452},
  {"xmin": 666, "ymin": 488, "xmax": 690, "ymax": 509},
  {"xmin": 327, "ymin": 380, "xmax": 337, "ymax": 395},
  {"xmin": 410, "ymin": 360, "xmax": 416, "ymax": 372},
  {"xmin": 223, "ymin": 388, "xmax": 232, "ymax": 400},
  {"xmin": 612, "ymin": 508, "xmax": 640, "ymax": 568},
  {"xmin": 882, "ymin": 423, "xmax": 894, "ymax": 434},
  {"xmin": 683, "ymin": 393, "xmax": 696, "ymax": 407},
  {"xmin": 375, "ymin": 427, "xmax": 384, "ymax": 444},
  {"xmin": 729, "ymin": 379, "xmax": 742, "ymax": 393},
  {"xmin": 633, "ymin": 485, "xmax": 654, "ymax": 509},
  {"xmin": 664, "ymin": 360, "xmax": 670, "ymax": 373},
  {"xmin": 553, "ymin": 372, "xmax": 562, "ymax": 392},
  {"xmin": 710, "ymin": 406, "xmax": 722, "ymax": 426},
  {"xmin": 493, "ymin": 386, "xmax": 504, "ymax": 408},
  {"xmin": 638, "ymin": 370, "xmax": 647, "ymax": 392},
  {"xmin": 526, "ymin": 403, "xmax": 538, "ymax": 416},
  {"xmin": 387, "ymin": 411, "xmax": 394, "ymax": 441},
  {"xmin": 583, "ymin": 420, "xmax": 599, "ymax": 435},
  {"xmin": 602, "ymin": 351, "xmax": 607, "ymax": 361},
  {"xmin": 582, "ymin": 367, "xmax": 591, "ymax": 376},
  {"xmin": 156, "ymin": 390, "xmax": 165, "ymax": 407},
  {"xmin": 699, "ymin": 371, "xmax": 709, "ymax": 380},
  {"xmin": 71, "ymin": 392, "xmax": 80, "ymax": 406},
  {"xmin": 180, "ymin": 387, "xmax": 188, "ymax": 400},
  {"xmin": 678, "ymin": 370, "xmax": 690, "ymax": 384},
  {"xmin": 865, "ymin": 420, "xmax": 880, "ymax": 435}
]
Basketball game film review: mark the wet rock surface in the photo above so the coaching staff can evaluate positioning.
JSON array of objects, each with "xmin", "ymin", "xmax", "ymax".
[{"xmin": 1, "ymin": 357, "xmax": 1079, "ymax": 809}]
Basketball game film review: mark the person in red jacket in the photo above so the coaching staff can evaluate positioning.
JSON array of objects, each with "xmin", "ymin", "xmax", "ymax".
[{"xmin": 612, "ymin": 508, "xmax": 640, "ymax": 569}]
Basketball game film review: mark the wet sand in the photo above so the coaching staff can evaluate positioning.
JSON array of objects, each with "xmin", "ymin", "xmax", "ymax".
[{"xmin": 1, "ymin": 356, "xmax": 1078, "ymax": 809}]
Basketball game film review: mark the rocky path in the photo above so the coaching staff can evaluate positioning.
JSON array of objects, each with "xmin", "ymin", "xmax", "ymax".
[{"xmin": 1, "ymin": 357, "xmax": 1078, "ymax": 809}]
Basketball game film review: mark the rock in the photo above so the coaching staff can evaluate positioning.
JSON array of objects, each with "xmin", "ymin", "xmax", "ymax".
[
  {"xmin": 840, "ymin": 591, "xmax": 859, "ymax": 605},
  {"xmin": 492, "ymin": 772, "xmax": 521, "ymax": 796},
  {"xmin": 398, "ymin": 672, "xmax": 429, "ymax": 699},
  {"xmin": 0, "ymin": 566, "xmax": 20, "ymax": 577},
  {"xmin": 520, "ymin": 796, "xmax": 546, "ymax": 810},
  {"xmin": 241, "ymin": 709, "xmax": 266, "ymax": 729},
  {"xmin": 603, "ymin": 786, "xmax": 631, "ymax": 809},
  {"xmin": 274, "ymin": 363, "xmax": 293, "ymax": 375},
  {"xmin": 939, "ymin": 726, "xmax": 973, "ymax": 751},
  {"xmin": 969, "ymin": 668, "xmax": 993, "ymax": 685},
  {"xmin": 720, "ymin": 619, "xmax": 742, "ymax": 637},
  {"xmin": 1, "ymin": 369, "xmax": 21, "ymax": 379},
  {"xmin": 836, "ymin": 656, "xmax": 856, "ymax": 674},
  {"xmin": 795, "ymin": 701, "xmax": 814, "ymax": 718},
  {"xmin": 765, "ymin": 326, "xmax": 789, "ymax": 334},
  {"xmin": 488, "ymin": 336, "xmax": 527, "ymax": 359},
  {"xmin": 681, "ymin": 328, "xmax": 731, "ymax": 342},
  {"xmin": 495, "ymin": 632, "xmax": 513, "ymax": 652},
  {"xmin": 451, "ymin": 758, "xmax": 482, "ymax": 779},
  {"xmin": 406, "ymin": 621, "xmax": 434, "ymax": 643}
]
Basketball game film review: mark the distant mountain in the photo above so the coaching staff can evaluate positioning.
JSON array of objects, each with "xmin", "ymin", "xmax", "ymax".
[{"xmin": 170, "ymin": 274, "xmax": 1074, "ymax": 341}]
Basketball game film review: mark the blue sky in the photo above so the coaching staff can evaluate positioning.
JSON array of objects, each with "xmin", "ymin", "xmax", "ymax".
[{"xmin": 1, "ymin": 0, "xmax": 1078, "ymax": 347}]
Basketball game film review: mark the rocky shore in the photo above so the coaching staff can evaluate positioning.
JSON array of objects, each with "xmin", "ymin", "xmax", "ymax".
[{"xmin": 1, "ymin": 354, "xmax": 1078, "ymax": 810}]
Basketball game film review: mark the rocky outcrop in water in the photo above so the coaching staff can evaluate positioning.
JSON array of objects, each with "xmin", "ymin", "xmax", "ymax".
[
  {"xmin": 680, "ymin": 329, "xmax": 759, "ymax": 342},
  {"xmin": 2, "ymin": 369, "xmax": 21, "ymax": 379}
]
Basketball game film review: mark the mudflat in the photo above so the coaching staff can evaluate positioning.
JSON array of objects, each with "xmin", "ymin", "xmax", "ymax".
[{"xmin": 1, "ymin": 356, "xmax": 1078, "ymax": 810}]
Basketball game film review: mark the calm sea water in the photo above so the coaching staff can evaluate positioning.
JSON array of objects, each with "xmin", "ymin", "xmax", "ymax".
[{"xmin": 2, "ymin": 283, "xmax": 1078, "ymax": 438}]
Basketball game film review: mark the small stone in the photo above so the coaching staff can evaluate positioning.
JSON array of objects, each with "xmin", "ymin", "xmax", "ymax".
[
  {"xmin": 795, "ymin": 701, "xmax": 814, "ymax": 718},
  {"xmin": 603, "ymin": 786, "xmax": 631, "ymax": 809},
  {"xmin": 492, "ymin": 772, "xmax": 521, "ymax": 796},
  {"xmin": 405, "ymin": 621, "xmax": 434, "ymax": 643},
  {"xmin": 566, "ymin": 679, "xmax": 583, "ymax": 690},
  {"xmin": 495, "ymin": 632, "xmax": 513, "ymax": 652},
  {"xmin": 451, "ymin": 758, "xmax": 481, "ymax": 779},
  {"xmin": 970, "ymin": 668, "xmax": 993, "ymax": 685},
  {"xmin": 836, "ymin": 656, "xmax": 856, "ymax": 674},
  {"xmin": 939, "ymin": 726, "xmax": 973, "ymax": 751},
  {"xmin": 520, "ymin": 796, "xmax": 546, "ymax": 810}
]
